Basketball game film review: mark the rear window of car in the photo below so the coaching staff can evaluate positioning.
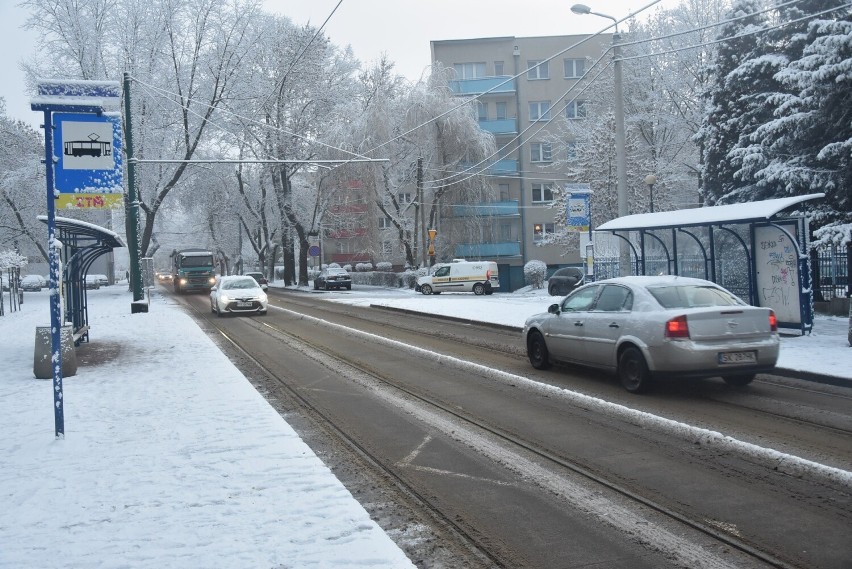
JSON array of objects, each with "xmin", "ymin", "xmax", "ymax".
[
  {"xmin": 648, "ymin": 285, "xmax": 743, "ymax": 309},
  {"xmin": 328, "ymin": 268, "xmax": 348, "ymax": 275}
]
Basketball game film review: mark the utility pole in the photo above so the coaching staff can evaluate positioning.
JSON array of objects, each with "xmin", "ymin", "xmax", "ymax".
[{"xmin": 416, "ymin": 157, "xmax": 425, "ymax": 267}]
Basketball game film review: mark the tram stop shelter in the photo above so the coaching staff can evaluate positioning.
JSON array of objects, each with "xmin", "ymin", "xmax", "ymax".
[
  {"xmin": 38, "ymin": 215, "xmax": 125, "ymax": 344},
  {"xmin": 594, "ymin": 193, "xmax": 825, "ymax": 335}
]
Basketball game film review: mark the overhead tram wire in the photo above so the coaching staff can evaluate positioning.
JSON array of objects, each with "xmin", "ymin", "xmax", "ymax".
[
  {"xmin": 618, "ymin": 2, "xmax": 852, "ymax": 63},
  {"xmin": 418, "ymin": 0, "xmax": 846, "ymax": 189},
  {"xmin": 127, "ymin": 75, "xmax": 384, "ymax": 167}
]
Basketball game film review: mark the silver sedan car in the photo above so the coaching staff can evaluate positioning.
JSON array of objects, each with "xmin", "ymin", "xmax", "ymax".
[
  {"xmin": 523, "ymin": 276, "xmax": 780, "ymax": 393},
  {"xmin": 210, "ymin": 275, "xmax": 268, "ymax": 317}
]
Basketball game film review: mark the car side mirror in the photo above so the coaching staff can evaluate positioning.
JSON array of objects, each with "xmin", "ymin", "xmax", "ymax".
[{"xmin": 548, "ymin": 303, "xmax": 560, "ymax": 314}]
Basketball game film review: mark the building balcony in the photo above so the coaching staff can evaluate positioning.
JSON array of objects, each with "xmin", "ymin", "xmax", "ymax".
[
  {"xmin": 326, "ymin": 228, "xmax": 367, "ymax": 239},
  {"xmin": 478, "ymin": 118, "xmax": 517, "ymax": 135},
  {"xmin": 454, "ymin": 241, "xmax": 521, "ymax": 258},
  {"xmin": 452, "ymin": 200, "xmax": 519, "ymax": 218},
  {"xmin": 460, "ymin": 159, "xmax": 519, "ymax": 176},
  {"xmin": 449, "ymin": 76, "xmax": 515, "ymax": 96}
]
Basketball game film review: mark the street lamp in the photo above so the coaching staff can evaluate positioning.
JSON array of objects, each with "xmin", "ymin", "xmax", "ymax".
[
  {"xmin": 644, "ymin": 174, "xmax": 657, "ymax": 213},
  {"xmin": 571, "ymin": 4, "xmax": 628, "ymax": 274}
]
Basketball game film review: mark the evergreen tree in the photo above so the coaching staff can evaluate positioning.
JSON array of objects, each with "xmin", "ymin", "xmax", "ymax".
[{"xmin": 699, "ymin": 0, "xmax": 775, "ymax": 205}]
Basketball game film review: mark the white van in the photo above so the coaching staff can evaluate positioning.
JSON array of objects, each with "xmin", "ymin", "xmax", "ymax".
[{"xmin": 416, "ymin": 260, "xmax": 499, "ymax": 295}]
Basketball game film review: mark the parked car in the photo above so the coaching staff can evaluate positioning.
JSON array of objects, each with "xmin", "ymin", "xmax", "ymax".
[
  {"xmin": 416, "ymin": 260, "xmax": 499, "ymax": 295},
  {"xmin": 84, "ymin": 275, "xmax": 101, "ymax": 290},
  {"xmin": 20, "ymin": 275, "xmax": 45, "ymax": 292},
  {"xmin": 91, "ymin": 274, "xmax": 109, "ymax": 286},
  {"xmin": 523, "ymin": 276, "xmax": 779, "ymax": 393},
  {"xmin": 243, "ymin": 271, "xmax": 268, "ymax": 291},
  {"xmin": 313, "ymin": 267, "xmax": 352, "ymax": 291},
  {"xmin": 547, "ymin": 267, "xmax": 585, "ymax": 296},
  {"xmin": 210, "ymin": 275, "xmax": 268, "ymax": 316}
]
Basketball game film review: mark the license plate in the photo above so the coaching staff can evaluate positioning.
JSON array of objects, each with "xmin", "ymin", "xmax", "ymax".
[
  {"xmin": 235, "ymin": 301, "xmax": 251, "ymax": 307},
  {"xmin": 718, "ymin": 351, "xmax": 757, "ymax": 365}
]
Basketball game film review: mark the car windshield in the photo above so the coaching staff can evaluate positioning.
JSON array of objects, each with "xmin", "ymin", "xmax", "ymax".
[
  {"xmin": 648, "ymin": 285, "xmax": 744, "ymax": 309},
  {"xmin": 222, "ymin": 278, "xmax": 257, "ymax": 290},
  {"xmin": 328, "ymin": 269, "xmax": 347, "ymax": 275}
]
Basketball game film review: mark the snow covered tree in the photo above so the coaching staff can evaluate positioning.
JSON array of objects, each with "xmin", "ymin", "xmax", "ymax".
[
  {"xmin": 0, "ymin": 99, "xmax": 47, "ymax": 261},
  {"xmin": 739, "ymin": 14, "xmax": 852, "ymax": 228},
  {"xmin": 698, "ymin": 0, "xmax": 776, "ymax": 205}
]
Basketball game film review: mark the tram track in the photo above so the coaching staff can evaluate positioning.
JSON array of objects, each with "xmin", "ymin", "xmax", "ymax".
[{"xmin": 182, "ymin": 293, "xmax": 851, "ymax": 568}]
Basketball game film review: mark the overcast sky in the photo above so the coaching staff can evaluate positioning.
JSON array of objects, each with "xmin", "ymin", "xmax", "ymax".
[{"xmin": 1, "ymin": 0, "xmax": 683, "ymax": 130}]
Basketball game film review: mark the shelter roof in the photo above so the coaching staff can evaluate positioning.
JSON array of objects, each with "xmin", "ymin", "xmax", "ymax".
[
  {"xmin": 38, "ymin": 215, "xmax": 125, "ymax": 249},
  {"xmin": 595, "ymin": 194, "xmax": 825, "ymax": 232}
]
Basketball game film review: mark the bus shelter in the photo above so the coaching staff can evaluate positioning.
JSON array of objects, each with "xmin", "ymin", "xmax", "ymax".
[
  {"xmin": 594, "ymin": 194, "xmax": 824, "ymax": 335},
  {"xmin": 38, "ymin": 215, "xmax": 125, "ymax": 343}
]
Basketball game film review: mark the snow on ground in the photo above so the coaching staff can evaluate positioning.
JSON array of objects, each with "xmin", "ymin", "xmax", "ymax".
[
  {"xmin": 1, "ymin": 281, "xmax": 848, "ymax": 568},
  {"xmin": 0, "ymin": 286, "xmax": 415, "ymax": 569}
]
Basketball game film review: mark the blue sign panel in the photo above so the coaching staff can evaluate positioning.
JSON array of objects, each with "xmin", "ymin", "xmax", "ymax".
[
  {"xmin": 53, "ymin": 113, "xmax": 123, "ymax": 198},
  {"xmin": 567, "ymin": 191, "xmax": 591, "ymax": 232}
]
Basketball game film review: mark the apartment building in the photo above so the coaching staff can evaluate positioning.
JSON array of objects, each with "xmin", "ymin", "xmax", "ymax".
[{"xmin": 431, "ymin": 34, "xmax": 611, "ymax": 288}]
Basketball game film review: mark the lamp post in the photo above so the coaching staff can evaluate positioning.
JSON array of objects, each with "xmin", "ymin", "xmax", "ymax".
[
  {"xmin": 644, "ymin": 174, "xmax": 657, "ymax": 213},
  {"xmin": 571, "ymin": 4, "xmax": 628, "ymax": 274}
]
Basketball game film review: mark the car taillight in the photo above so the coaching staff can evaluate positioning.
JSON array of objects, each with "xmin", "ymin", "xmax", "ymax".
[
  {"xmin": 769, "ymin": 310, "xmax": 777, "ymax": 332},
  {"xmin": 665, "ymin": 315, "xmax": 690, "ymax": 338}
]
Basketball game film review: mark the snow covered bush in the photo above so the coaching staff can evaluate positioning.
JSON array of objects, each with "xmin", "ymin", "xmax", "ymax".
[
  {"xmin": 524, "ymin": 260, "xmax": 547, "ymax": 289},
  {"xmin": 375, "ymin": 261, "xmax": 393, "ymax": 272},
  {"xmin": 355, "ymin": 262, "xmax": 373, "ymax": 272}
]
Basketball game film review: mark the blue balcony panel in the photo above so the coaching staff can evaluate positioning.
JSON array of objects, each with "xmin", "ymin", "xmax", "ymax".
[
  {"xmin": 478, "ymin": 118, "xmax": 517, "ymax": 135},
  {"xmin": 460, "ymin": 159, "xmax": 519, "ymax": 176},
  {"xmin": 455, "ymin": 242, "xmax": 521, "ymax": 258},
  {"xmin": 449, "ymin": 76, "xmax": 516, "ymax": 95},
  {"xmin": 452, "ymin": 200, "xmax": 519, "ymax": 218}
]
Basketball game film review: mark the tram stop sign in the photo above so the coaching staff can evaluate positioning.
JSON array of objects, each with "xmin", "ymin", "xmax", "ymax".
[{"xmin": 53, "ymin": 113, "xmax": 123, "ymax": 209}]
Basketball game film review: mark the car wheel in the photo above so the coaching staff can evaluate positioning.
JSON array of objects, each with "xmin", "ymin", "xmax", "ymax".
[
  {"xmin": 258, "ymin": 310, "xmax": 267, "ymax": 316},
  {"xmin": 421, "ymin": 284, "xmax": 433, "ymax": 295},
  {"xmin": 473, "ymin": 283, "xmax": 485, "ymax": 295},
  {"xmin": 216, "ymin": 305, "xmax": 224, "ymax": 318},
  {"xmin": 618, "ymin": 346, "xmax": 651, "ymax": 393},
  {"xmin": 549, "ymin": 284, "xmax": 558, "ymax": 296},
  {"xmin": 211, "ymin": 301, "xmax": 216, "ymax": 314},
  {"xmin": 324, "ymin": 282, "xmax": 329, "ymax": 291},
  {"xmin": 722, "ymin": 374, "xmax": 755, "ymax": 387},
  {"xmin": 527, "ymin": 331, "xmax": 551, "ymax": 370},
  {"xmin": 346, "ymin": 285, "xmax": 351, "ymax": 290}
]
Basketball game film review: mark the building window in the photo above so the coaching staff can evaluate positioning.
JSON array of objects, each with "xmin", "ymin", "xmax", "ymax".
[
  {"xmin": 533, "ymin": 223, "xmax": 557, "ymax": 242},
  {"xmin": 527, "ymin": 60, "xmax": 549, "ymax": 80},
  {"xmin": 532, "ymin": 183, "xmax": 555, "ymax": 203},
  {"xmin": 494, "ymin": 61, "xmax": 504, "ymax": 75},
  {"xmin": 530, "ymin": 142, "xmax": 552, "ymax": 163},
  {"xmin": 495, "ymin": 101, "xmax": 507, "ymax": 120},
  {"xmin": 564, "ymin": 58, "xmax": 586, "ymax": 78},
  {"xmin": 381, "ymin": 241, "xmax": 394, "ymax": 256},
  {"xmin": 453, "ymin": 62, "xmax": 486, "ymax": 79},
  {"xmin": 500, "ymin": 223, "xmax": 512, "ymax": 241},
  {"xmin": 477, "ymin": 101, "xmax": 487, "ymax": 121},
  {"xmin": 378, "ymin": 216, "xmax": 393, "ymax": 229},
  {"xmin": 499, "ymin": 183, "xmax": 510, "ymax": 201},
  {"xmin": 565, "ymin": 100, "xmax": 587, "ymax": 119},
  {"xmin": 397, "ymin": 193, "xmax": 413, "ymax": 204},
  {"xmin": 529, "ymin": 101, "xmax": 551, "ymax": 122},
  {"xmin": 566, "ymin": 141, "xmax": 579, "ymax": 160}
]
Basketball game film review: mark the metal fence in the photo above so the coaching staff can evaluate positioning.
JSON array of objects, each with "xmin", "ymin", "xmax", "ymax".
[{"xmin": 813, "ymin": 244, "xmax": 851, "ymax": 301}]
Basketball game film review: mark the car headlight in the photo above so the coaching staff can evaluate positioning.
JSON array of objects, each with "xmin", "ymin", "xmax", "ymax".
[
  {"xmin": 259, "ymin": 293, "xmax": 267, "ymax": 303},
  {"xmin": 208, "ymin": 277, "xmax": 216, "ymax": 284},
  {"xmin": 220, "ymin": 294, "xmax": 230, "ymax": 302},
  {"xmin": 179, "ymin": 278, "xmax": 187, "ymax": 285}
]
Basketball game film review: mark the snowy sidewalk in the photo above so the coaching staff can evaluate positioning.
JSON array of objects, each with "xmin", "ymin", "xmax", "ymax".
[{"xmin": 0, "ymin": 287, "xmax": 415, "ymax": 569}]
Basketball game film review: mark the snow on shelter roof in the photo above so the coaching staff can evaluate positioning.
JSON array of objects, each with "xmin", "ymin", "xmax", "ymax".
[
  {"xmin": 37, "ymin": 215, "xmax": 125, "ymax": 248},
  {"xmin": 595, "ymin": 194, "xmax": 825, "ymax": 232}
]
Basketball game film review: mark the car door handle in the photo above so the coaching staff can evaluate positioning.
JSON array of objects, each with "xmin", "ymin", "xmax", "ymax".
[{"xmin": 609, "ymin": 323, "xmax": 620, "ymax": 328}]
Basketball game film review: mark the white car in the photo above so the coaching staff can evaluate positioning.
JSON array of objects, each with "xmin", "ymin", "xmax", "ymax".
[
  {"xmin": 523, "ymin": 276, "xmax": 780, "ymax": 393},
  {"xmin": 210, "ymin": 275, "xmax": 268, "ymax": 316}
]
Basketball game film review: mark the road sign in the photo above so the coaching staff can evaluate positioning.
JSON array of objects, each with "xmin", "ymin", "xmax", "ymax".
[
  {"xmin": 53, "ymin": 113, "xmax": 123, "ymax": 209},
  {"xmin": 308, "ymin": 245, "xmax": 321, "ymax": 257}
]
